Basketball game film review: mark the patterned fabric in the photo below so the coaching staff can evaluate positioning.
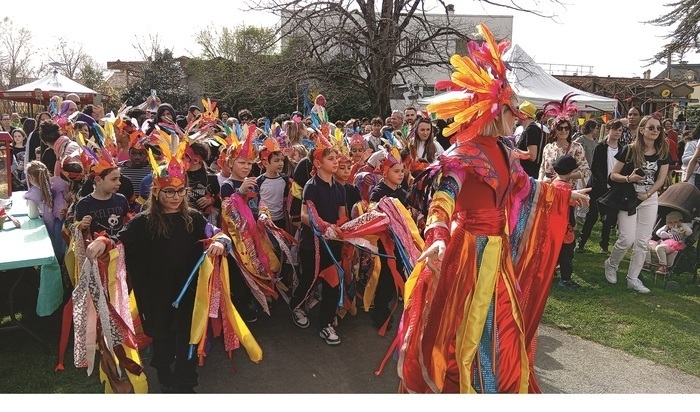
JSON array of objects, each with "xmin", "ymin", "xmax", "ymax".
[
  {"xmin": 396, "ymin": 140, "xmax": 572, "ymax": 394},
  {"xmin": 538, "ymin": 141, "xmax": 591, "ymax": 183}
]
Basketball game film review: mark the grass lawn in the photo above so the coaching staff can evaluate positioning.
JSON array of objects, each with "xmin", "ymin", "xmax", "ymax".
[
  {"xmin": 0, "ymin": 220, "xmax": 698, "ymax": 393},
  {"xmin": 543, "ymin": 220, "xmax": 700, "ymax": 377}
]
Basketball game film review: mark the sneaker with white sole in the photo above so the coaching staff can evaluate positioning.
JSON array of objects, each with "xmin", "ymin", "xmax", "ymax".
[
  {"xmin": 319, "ymin": 324, "xmax": 341, "ymax": 345},
  {"xmin": 604, "ymin": 259, "xmax": 617, "ymax": 284},
  {"xmin": 291, "ymin": 308, "xmax": 309, "ymax": 329},
  {"xmin": 626, "ymin": 277, "xmax": 650, "ymax": 294}
]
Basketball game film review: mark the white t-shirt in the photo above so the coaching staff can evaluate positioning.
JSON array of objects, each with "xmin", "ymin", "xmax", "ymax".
[
  {"xmin": 415, "ymin": 140, "xmax": 445, "ymax": 161},
  {"xmin": 606, "ymin": 145, "xmax": 619, "ymax": 188}
]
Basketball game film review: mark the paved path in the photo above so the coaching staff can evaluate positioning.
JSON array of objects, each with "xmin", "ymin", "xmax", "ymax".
[{"xmin": 142, "ymin": 299, "xmax": 700, "ymax": 393}]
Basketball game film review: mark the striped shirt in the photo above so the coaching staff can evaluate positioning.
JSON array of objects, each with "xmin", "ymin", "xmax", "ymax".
[{"xmin": 117, "ymin": 161, "xmax": 152, "ymax": 197}]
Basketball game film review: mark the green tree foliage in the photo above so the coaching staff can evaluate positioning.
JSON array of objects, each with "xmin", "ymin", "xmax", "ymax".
[
  {"xmin": 188, "ymin": 26, "xmax": 372, "ymax": 119},
  {"xmin": 121, "ymin": 49, "xmax": 191, "ymax": 112},
  {"xmin": 648, "ymin": 0, "xmax": 700, "ymax": 60}
]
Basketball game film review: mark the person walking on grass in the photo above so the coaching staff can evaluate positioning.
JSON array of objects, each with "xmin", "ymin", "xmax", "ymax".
[{"xmin": 604, "ymin": 115, "xmax": 670, "ymax": 293}]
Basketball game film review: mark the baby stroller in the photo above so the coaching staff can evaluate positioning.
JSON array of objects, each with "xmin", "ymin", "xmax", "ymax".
[{"xmin": 650, "ymin": 183, "xmax": 700, "ymax": 291}]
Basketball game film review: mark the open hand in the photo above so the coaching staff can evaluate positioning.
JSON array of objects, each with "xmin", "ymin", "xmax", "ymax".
[
  {"xmin": 417, "ymin": 239, "xmax": 446, "ymax": 273},
  {"xmin": 570, "ymin": 188, "xmax": 591, "ymax": 207}
]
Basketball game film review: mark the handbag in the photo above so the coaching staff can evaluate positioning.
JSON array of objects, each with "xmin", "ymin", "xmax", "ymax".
[{"xmin": 597, "ymin": 161, "xmax": 641, "ymax": 215}]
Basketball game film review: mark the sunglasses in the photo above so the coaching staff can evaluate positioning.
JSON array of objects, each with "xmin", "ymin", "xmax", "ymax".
[
  {"xmin": 556, "ymin": 125, "xmax": 571, "ymax": 131},
  {"xmin": 646, "ymin": 126, "xmax": 663, "ymax": 131}
]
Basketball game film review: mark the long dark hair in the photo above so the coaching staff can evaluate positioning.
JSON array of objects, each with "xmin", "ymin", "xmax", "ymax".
[
  {"xmin": 409, "ymin": 116, "xmax": 438, "ymax": 163},
  {"xmin": 143, "ymin": 183, "xmax": 194, "ymax": 239}
]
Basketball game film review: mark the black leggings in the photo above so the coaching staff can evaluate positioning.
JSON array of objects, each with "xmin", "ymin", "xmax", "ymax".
[
  {"xmin": 150, "ymin": 314, "xmax": 198, "ymax": 390},
  {"xmin": 579, "ymin": 199, "xmax": 616, "ymax": 249},
  {"xmin": 292, "ymin": 244, "xmax": 341, "ymax": 329}
]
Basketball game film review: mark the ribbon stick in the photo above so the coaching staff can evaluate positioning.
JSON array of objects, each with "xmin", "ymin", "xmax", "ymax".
[
  {"xmin": 308, "ymin": 212, "xmax": 345, "ymax": 308},
  {"xmin": 172, "ymin": 252, "xmax": 207, "ymax": 308}
]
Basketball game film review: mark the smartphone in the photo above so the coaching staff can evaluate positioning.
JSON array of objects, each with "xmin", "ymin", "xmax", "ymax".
[
  {"xmin": 93, "ymin": 93, "xmax": 102, "ymax": 106},
  {"xmin": 634, "ymin": 168, "xmax": 646, "ymax": 177},
  {"xmin": 151, "ymin": 89, "xmax": 157, "ymax": 99}
]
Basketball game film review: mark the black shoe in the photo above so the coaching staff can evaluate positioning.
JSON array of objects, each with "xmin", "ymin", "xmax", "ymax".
[
  {"xmin": 558, "ymin": 279, "xmax": 582, "ymax": 290},
  {"xmin": 599, "ymin": 246, "xmax": 609, "ymax": 254},
  {"xmin": 575, "ymin": 244, "xmax": 586, "ymax": 253},
  {"xmin": 241, "ymin": 302, "xmax": 258, "ymax": 323}
]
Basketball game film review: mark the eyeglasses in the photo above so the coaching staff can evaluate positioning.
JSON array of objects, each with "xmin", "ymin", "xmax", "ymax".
[
  {"xmin": 556, "ymin": 125, "xmax": 570, "ymax": 131},
  {"xmin": 161, "ymin": 187, "xmax": 188, "ymax": 198},
  {"xmin": 646, "ymin": 126, "xmax": 663, "ymax": 131}
]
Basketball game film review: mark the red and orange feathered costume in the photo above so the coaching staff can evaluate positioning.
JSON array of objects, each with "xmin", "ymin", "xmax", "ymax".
[{"xmin": 396, "ymin": 23, "xmax": 574, "ymax": 394}]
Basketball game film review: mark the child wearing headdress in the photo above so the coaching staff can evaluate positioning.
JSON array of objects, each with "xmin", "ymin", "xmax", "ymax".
[
  {"xmin": 85, "ymin": 140, "xmax": 232, "ymax": 393},
  {"xmin": 219, "ymin": 125, "xmax": 279, "ymax": 324},
  {"xmin": 365, "ymin": 146, "xmax": 409, "ymax": 331},
  {"xmin": 290, "ymin": 135, "xmax": 346, "ymax": 345}
]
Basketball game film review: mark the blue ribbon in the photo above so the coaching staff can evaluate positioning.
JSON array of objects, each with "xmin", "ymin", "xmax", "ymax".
[
  {"xmin": 172, "ymin": 252, "xmax": 207, "ymax": 308},
  {"xmin": 390, "ymin": 229, "xmax": 414, "ymax": 276},
  {"xmin": 308, "ymin": 212, "xmax": 345, "ymax": 308}
]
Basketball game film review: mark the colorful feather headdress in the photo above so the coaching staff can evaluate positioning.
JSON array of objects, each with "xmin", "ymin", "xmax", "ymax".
[
  {"xmin": 226, "ymin": 122, "xmax": 258, "ymax": 161},
  {"xmin": 542, "ymin": 92, "xmax": 579, "ymax": 122},
  {"xmin": 185, "ymin": 98, "xmax": 221, "ymax": 141},
  {"xmin": 332, "ymin": 127, "xmax": 352, "ymax": 163},
  {"xmin": 258, "ymin": 136, "xmax": 282, "ymax": 162},
  {"xmin": 147, "ymin": 135, "xmax": 189, "ymax": 195},
  {"xmin": 76, "ymin": 132, "xmax": 117, "ymax": 177},
  {"xmin": 378, "ymin": 146, "xmax": 402, "ymax": 175},
  {"xmin": 311, "ymin": 129, "xmax": 334, "ymax": 164},
  {"xmin": 426, "ymin": 23, "xmax": 524, "ymax": 144}
]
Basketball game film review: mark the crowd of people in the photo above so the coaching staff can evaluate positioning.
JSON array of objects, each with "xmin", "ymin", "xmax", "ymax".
[{"xmin": 2, "ymin": 24, "xmax": 698, "ymax": 395}]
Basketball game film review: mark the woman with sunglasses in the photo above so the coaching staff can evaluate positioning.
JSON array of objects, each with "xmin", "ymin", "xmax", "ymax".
[
  {"xmin": 538, "ymin": 117, "xmax": 590, "ymax": 185},
  {"xmin": 604, "ymin": 115, "xmax": 670, "ymax": 293}
]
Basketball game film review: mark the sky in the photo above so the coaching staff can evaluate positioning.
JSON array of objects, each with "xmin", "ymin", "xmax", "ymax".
[{"xmin": 7, "ymin": 0, "xmax": 699, "ymax": 79}]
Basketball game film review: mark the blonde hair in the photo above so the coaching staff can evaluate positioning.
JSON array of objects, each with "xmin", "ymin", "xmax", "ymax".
[
  {"xmin": 626, "ymin": 115, "xmax": 669, "ymax": 167},
  {"xmin": 143, "ymin": 185, "xmax": 194, "ymax": 238},
  {"xmin": 482, "ymin": 105, "xmax": 515, "ymax": 137},
  {"xmin": 25, "ymin": 161, "xmax": 53, "ymax": 212},
  {"xmin": 284, "ymin": 120, "xmax": 304, "ymax": 145}
]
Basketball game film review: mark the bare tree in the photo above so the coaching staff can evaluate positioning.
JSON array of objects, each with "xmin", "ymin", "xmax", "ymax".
[
  {"xmin": 132, "ymin": 34, "xmax": 164, "ymax": 61},
  {"xmin": 0, "ymin": 16, "xmax": 35, "ymax": 89},
  {"xmin": 247, "ymin": 0, "xmax": 553, "ymax": 117},
  {"xmin": 48, "ymin": 39, "xmax": 89, "ymax": 79}
]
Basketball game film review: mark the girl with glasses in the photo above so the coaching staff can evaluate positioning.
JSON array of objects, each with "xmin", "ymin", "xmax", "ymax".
[
  {"xmin": 85, "ymin": 141, "xmax": 242, "ymax": 393},
  {"xmin": 604, "ymin": 115, "xmax": 670, "ymax": 293}
]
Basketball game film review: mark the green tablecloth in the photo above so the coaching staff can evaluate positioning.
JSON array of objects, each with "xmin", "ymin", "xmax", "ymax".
[
  {"xmin": 3, "ymin": 190, "xmax": 30, "ymax": 216},
  {"xmin": 0, "ymin": 215, "xmax": 63, "ymax": 316}
]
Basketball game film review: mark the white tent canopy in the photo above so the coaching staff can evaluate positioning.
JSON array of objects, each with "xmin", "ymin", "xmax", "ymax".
[
  {"xmin": 419, "ymin": 44, "xmax": 618, "ymax": 113},
  {"xmin": 503, "ymin": 45, "xmax": 618, "ymax": 112},
  {"xmin": 0, "ymin": 70, "xmax": 102, "ymax": 104}
]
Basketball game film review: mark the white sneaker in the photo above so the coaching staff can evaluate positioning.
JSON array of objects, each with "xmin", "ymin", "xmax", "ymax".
[
  {"xmin": 319, "ymin": 324, "xmax": 341, "ymax": 345},
  {"xmin": 627, "ymin": 277, "xmax": 650, "ymax": 294},
  {"xmin": 604, "ymin": 259, "xmax": 617, "ymax": 284},
  {"xmin": 291, "ymin": 308, "xmax": 309, "ymax": 329}
]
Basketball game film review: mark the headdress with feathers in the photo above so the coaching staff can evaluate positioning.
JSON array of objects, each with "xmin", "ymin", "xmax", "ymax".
[
  {"xmin": 426, "ymin": 23, "xmax": 525, "ymax": 144},
  {"xmin": 75, "ymin": 131, "xmax": 117, "ymax": 178},
  {"xmin": 148, "ymin": 134, "xmax": 189, "ymax": 196},
  {"xmin": 542, "ymin": 92, "xmax": 579, "ymax": 122}
]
